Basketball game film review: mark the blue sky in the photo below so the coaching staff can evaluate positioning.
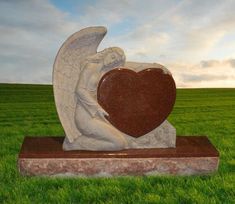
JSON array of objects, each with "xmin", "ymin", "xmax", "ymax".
[{"xmin": 0, "ymin": 0, "xmax": 235, "ymax": 87}]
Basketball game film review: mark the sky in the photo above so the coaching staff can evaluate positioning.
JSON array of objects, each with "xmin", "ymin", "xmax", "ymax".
[{"xmin": 0, "ymin": 0, "xmax": 235, "ymax": 88}]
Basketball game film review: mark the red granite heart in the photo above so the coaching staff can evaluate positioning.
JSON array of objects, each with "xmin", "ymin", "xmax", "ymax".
[{"xmin": 97, "ymin": 68, "xmax": 176, "ymax": 138}]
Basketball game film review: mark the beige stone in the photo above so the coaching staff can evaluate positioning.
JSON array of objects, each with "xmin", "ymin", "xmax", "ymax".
[{"xmin": 53, "ymin": 26, "xmax": 176, "ymax": 151}]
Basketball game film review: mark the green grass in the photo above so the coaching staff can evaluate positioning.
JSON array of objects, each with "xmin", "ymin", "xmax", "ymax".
[{"xmin": 0, "ymin": 83, "xmax": 234, "ymax": 204}]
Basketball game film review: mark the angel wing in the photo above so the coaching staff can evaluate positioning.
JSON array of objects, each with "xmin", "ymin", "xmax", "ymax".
[{"xmin": 53, "ymin": 26, "xmax": 107, "ymax": 142}]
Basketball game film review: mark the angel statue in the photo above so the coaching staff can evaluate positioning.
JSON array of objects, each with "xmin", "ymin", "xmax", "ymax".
[{"xmin": 53, "ymin": 26, "xmax": 176, "ymax": 151}]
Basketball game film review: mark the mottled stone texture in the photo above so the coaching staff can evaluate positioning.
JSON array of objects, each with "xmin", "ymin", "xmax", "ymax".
[
  {"xmin": 97, "ymin": 68, "xmax": 176, "ymax": 137},
  {"xmin": 63, "ymin": 120, "xmax": 176, "ymax": 150},
  {"xmin": 18, "ymin": 157, "xmax": 219, "ymax": 176},
  {"xmin": 18, "ymin": 136, "xmax": 219, "ymax": 176}
]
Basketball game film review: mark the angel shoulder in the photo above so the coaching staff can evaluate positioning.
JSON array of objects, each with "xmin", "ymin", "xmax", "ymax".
[{"xmin": 76, "ymin": 62, "xmax": 103, "ymax": 93}]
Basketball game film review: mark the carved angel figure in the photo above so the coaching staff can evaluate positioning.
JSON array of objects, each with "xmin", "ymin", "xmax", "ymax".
[
  {"xmin": 53, "ymin": 26, "xmax": 176, "ymax": 151},
  {"xmin": 71, "ymin": 47, "xmax": 128, "ymax": 150}
]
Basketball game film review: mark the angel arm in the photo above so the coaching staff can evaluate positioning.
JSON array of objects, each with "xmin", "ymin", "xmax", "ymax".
[
  {"xmin": 75, "ymin": 62, "xmax": 106, "ymax": 118},
  {"xmin": 76, "ymin": 87, "xmax": 101, "ymax": 117}
]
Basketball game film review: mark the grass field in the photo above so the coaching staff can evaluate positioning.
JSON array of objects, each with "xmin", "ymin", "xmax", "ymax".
[{"xmin": 0, "ymin": 83, "xmax": 234, "ymax": 203}]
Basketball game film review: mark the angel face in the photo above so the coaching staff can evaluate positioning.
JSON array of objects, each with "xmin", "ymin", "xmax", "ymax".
[{"xmin": 102, "ymin": 47, "xmax": 125, "ymax": 72}]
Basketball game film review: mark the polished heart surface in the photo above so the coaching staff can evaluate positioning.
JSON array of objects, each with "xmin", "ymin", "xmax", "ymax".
[{"xmin": 97, "ymin": 68, "xmax": 176, "ymax": 138}]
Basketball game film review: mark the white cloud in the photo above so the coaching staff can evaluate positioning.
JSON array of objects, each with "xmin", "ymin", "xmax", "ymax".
[
  {"xmin": 167, "ymin": 59, "xmax": 235, "ymax": 88},
  {"xmin": 200, "ymin": 60, "xmax": 221, "ymax": 68},
  {"xmin": 90, "ymin": 0, "xmax": 235, "ymax": 65},
  {"xmin": 0, "ymin": 0, "xmax": 79, "ymax": 84},
  {"xmin": 0, "ymin": 0, "xmax": 235, "ymax": 87}
]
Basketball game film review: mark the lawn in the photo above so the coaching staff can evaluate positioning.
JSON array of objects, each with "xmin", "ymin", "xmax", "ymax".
[{"xmin": 0, "ymin": 83, "xmax": 234, "ymax": 203}]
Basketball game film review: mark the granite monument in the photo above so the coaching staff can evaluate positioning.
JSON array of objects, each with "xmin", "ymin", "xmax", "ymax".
[{"xmin": 18, "ymin": 26, "xmax": 219, "ymax": 176}]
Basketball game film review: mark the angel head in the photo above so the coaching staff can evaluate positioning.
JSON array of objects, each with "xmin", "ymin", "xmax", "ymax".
[
  {"xmin": 84, "ymin": 47, "xmax": 125, "ymax": 72},
  {"xmin": 102, "ymin": 47, "xmax": 125, "ymax": 69}
]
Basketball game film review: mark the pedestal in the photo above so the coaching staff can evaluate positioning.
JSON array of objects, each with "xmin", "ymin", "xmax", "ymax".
[{"xmin": 18, "ymin": 136, "xmax": 219, "ymax": 176}]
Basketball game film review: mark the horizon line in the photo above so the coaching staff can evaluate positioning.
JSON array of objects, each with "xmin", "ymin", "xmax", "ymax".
[{"xmin": 0, "ymin": 82, "xmax": 234, "ymax": 89}]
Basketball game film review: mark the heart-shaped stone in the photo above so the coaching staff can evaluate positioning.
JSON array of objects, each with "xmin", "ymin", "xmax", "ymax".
[{"xmin": 97, "ymin": 68, "xmax": 176, "ymax": 138}]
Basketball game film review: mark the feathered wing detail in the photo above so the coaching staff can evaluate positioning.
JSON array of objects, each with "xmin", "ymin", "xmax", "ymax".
[{"xmin": 53, "ymin": 26, "xmax": 107, "ymax": 142}]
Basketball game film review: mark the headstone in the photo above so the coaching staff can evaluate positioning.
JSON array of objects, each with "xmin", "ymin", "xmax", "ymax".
[
  {"xmin": 18, "ymin": 26, "xmax": 219, "ymax": 176},
  {"xmin": 53, "ymin": 26, "xmax": 176, "ymax": 151}
]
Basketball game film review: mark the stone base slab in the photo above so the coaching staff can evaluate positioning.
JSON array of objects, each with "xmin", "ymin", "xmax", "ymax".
[{"xmin": 18, "ymin": 136, "xmax": 219, "ymax": 176}]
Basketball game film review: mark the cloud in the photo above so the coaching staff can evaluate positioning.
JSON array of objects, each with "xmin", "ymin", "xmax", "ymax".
[
  {"xmin": 200, "ymin": 60, "xmax": 220, "ymax": 68},
  {"xmin": 0, "ymin": 0, "xmax": 235, "ymax": 87},
  {"xmin": 77, "ymin": 0, "xmax": 179, "ymax": 27},
  {"xmin": 92, "ymin": 0, "xmax": 235, "ymax": 65},
  {"xmin": 0, "ymin": 0, "xmax": 79, "ymax": 84},
  {"xmin": 200, "ymin": 59, "xmax": 235, "ymax": 68},
  {"xmin": 181, "ymin": 74, "xmax": 229, "ymax": 82},
  {"xmin": 0, "ymin": 0, "xmax": 75, "ymax": 33},
  {"xmin": 227, "ymin": 59, "xmax": 235, "ymax": 68},
  {"xmin": 167, "ymin": 58, "xmax": 235, "ymax": 88}
]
